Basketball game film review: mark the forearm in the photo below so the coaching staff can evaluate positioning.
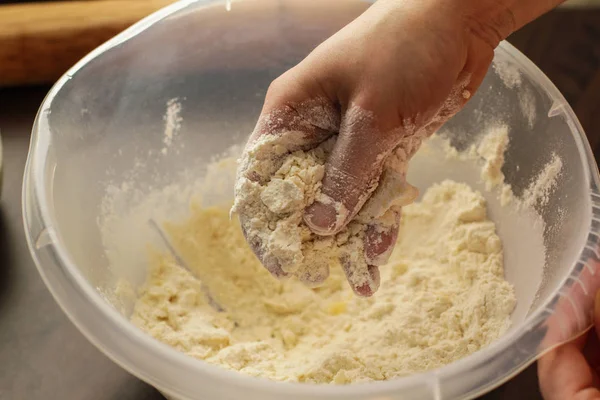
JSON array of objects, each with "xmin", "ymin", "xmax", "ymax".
[
  {"xmin": 504, "ymin": 0, "xmax": 567, "ymax": 31},
  {"xmin": 372, "ymin": 0, "xmax": 566, "ymax": 49},
  {"xmin": 462, "ymin": 0, "xmax": 567, "ymax": 45}
]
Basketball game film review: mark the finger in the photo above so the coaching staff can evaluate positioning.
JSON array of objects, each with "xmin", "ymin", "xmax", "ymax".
[
  {"xmin": 238, "ymin": 70, "xmax": 340, "ymax": 184},
  {"xmin": 362, "ymin": 183, "xmax": 417, "ymax": 266},
  {"xmin": 339, "ymin": 235, "xmax": 380, "ymax": 297},
  {"xmin": 542, "ymin": 261, "xmax": 600, "ymax": 350},
  {"xmin": 247, "ymin": 72, "xmax": 340, "ymax": 147},
  {"xmin": 304, "ymin": 104, "xmax": 401, "ymax": 236},
  {"xmin": 248, "ymin": 100, "xmax": 340, "ymax": 148},
  {"xmin": 584, "ymin": 289, "xmax": 600, "ymax": 380},
  {"xmin": 235, "ymin": 88, "xmax": 340, "ymax": 278},
  {"xmin": 538, "ymin": 332, "xmax": 600, "ymax": 400},
  {"xmin": 239, "ymin": 99, "xmax": 340, "ymax": 184},
  {"xmin": 359, "ymin": 147, "xmax": 419, "ymax": 265},
  {"xmin": 536, "ymin": 272, "xmax": 600, "ymax": 400},
  {"xmin": 364, "ymin": 208, "xmax": 401, "ymax": 266},
  {"xmin": 240, "ymin": 224, "xmax": 289, "ymax": 279}
]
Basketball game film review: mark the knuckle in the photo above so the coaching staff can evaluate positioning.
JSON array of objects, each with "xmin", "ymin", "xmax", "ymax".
[
  {"xmin": 265, "ymin": 68, "xmax": 306, "ymax": 106},
  {"xmin": 266, "ymin": 75, "xmax": 288, "ymax": 98},
  {"xmin": 348, "ymin": 92, "xmax": 405, "ymax": 140}
]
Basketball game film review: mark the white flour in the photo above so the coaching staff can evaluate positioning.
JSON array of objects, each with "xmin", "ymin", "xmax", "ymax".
[
  {"xmin": 476, "ymin": 125, "xmax": 510, "ymax": 191},
  {"xmin": 102, "ymin": 102, "xmax": 557, "ymax": 385},
  {"xmin": 161, "ymin": 97, "xmax": 183, "ymax": 154},
  {"xmin": 493, "ymin": 60, "xmax": 522, "ymax": 89},
  {"xmin": 445, "ymin": 125, "xmax": 562, "ymax": 210},
  {"xmin": 521, "ymin": 153, "xmax": 563, "ymax": 209},
  {"xmin": 131, "ymin": 180, "xmax": 515, "ymax": 383}
]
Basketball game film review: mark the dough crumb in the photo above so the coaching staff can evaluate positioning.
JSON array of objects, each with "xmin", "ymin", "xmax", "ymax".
[{"xmin": 476, "ymin": 125, "xmax": 510, "ymax": 191}]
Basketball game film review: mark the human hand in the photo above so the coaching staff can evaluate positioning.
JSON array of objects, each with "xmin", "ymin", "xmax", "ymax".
[
  {"xmin": 235, "ymin": 0, "xmax": 519, "ymax": 295},
  {"xmin": 538, "ymin": 294, "xmax": 600, "ymax": 400},
  {"xmin": 537, "ymin": 260, "xmax": 600, "ymax": 400}
]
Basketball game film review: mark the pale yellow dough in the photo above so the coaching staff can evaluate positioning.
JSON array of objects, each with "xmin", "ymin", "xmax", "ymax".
[{"xmin": 131, "ymin": 180, "xmax": 516, "ymax": 383}]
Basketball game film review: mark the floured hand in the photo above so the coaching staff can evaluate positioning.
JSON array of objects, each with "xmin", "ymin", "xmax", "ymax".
[{"xmin": 233, "ymin": 0, "xmax": 513, "ymax": 295}]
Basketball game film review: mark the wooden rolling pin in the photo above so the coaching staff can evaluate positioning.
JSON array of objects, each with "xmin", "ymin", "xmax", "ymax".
[{"xmin": 0, "ymin": 0, "xmax": 175, "ymax": 87}]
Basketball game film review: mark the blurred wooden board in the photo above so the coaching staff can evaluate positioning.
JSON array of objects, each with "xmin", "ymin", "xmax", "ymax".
[{"xmin": 0, "ymin": 0, "xmax": 174, "ymax": 87}]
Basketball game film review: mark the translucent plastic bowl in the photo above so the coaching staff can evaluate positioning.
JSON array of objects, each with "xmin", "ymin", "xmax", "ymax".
[{"xmin": 23, "ymin": 0, "xmax": 600, "ymax": 399}]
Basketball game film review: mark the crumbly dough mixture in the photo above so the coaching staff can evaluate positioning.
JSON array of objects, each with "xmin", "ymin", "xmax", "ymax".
[
  {"xmin": 232, "ymin": 123, "xmax": 421, "ymax": 292},
  {"xmin": 131, "ymin": 180, "xmax": 516, "ymax": 383},
  {"xmin": 232, "ymin": 136, "xmax": 338, "ymax": 286}
]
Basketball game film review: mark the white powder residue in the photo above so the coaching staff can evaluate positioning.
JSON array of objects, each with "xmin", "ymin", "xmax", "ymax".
[
  {"xmin": 522, "ymin": 154, "xmax": 563, "ymax": 209},
  {"xmin": 519, "ymin": 87, "xmax": 537, "ymax": 129},
  {"xmin": 439, "ymin": 124, "xmax": 562, "ymax": 211},
  {"xmin": 99, "ymin": 144, "xmax": 241, "ymax": 313},
  {"xmin": 476, "ymin": 125, "xmax": 510, "ymax": 191},
  {"xmin": 493, "ymin": 60, "xmax": 522, "ymax": 89},
  {"xmin": 131, "ymin": 180, "xmax": 515, "ymax": 383},
  {"xmin": 162, "ymin": 97, "xmax": 183, "ymax": 154},
  {"xmin": 500, "ymin": 184, "xmax": 515, "ymax": 206},
  {"xmin": 439, "ymin": 125, "xmax": 516, "ymax": 205}
]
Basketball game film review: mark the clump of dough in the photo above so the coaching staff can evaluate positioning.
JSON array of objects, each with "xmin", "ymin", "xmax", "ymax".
[
  {"xmin": 232, "ymin": 131, "xmax": 422, "ymax": 293},
  {"xmin": 233, "ymin": 136, "xmax": 338, "ymax": 286},
  {"xmin": 477, "ymin": 125, "xmax": 510, "ymax": 190}
]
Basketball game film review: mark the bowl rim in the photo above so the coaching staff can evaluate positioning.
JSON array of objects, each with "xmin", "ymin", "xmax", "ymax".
[{"xmin": 22, "ymin": 0, "xmax": 600, "ymax": 398}]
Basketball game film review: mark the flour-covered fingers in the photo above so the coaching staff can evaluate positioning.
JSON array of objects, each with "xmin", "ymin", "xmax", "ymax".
[
  {"xmin": 303, "ymin": 105, "xmax": 402, "ymax": 236},
  {"xmin": 246, "ymin": 71, "xmax": 340, "ymax": 151},
  {"xmin": 364, "ymin": 208, "xmax": 402, "ymax": 266},
  {"xmin": 248, "ymin": 98, "xmax": 341, "ymax": 147},
  {"xmin": 234, "ymin": 95, "xmax": 339, "ymax": 278},
  {"xmin": 238, "ymin": 99, "xmax": 340, "ymax": 185},
  {"xmin": 233, "ymin": 96, "xmax": 341, "ymax": 280},
  {"xmin": 240, "ymin": 224, "xmax": 289, "ymax": 279},
  {"xmin": 340, "ymin": 247, "xmax": 380, "ymax": 297},
  {"xmin": 356, "ymin": 153, "xmax": 419, "ymax": 265}
]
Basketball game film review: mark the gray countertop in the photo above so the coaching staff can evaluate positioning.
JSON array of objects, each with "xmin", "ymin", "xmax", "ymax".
[{"xmin": 0, "ymin": 86, "xmax": 543, "ymax": 399}]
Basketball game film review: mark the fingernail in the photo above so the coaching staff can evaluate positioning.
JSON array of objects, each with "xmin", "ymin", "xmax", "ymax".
[
  {"xmin": 364, "ymin": 225, "xmax": 398, "ymax": 265},
  {"xmin": 354, "ymin": 284, "xmax": 373, "ymax": 297},
  {"xmin": 352, "ymin": 266, "xmax": 380, "ymax": 297},
  {"xmin": 304, "ymin": 201, "xmax": 341, "ymax": 235}
]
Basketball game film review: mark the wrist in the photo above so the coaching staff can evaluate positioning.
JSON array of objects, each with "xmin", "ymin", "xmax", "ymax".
[
  {"xmin": 370, "ymin": 0, "xmax": 513, "ymax": 49},
  {"xmin": 461, "ymin": 0, "xmax": 516, "ymax": 48},
  {"xmin": 460, "ymin": 0, "xmax": 566, "ymax": 47}
]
